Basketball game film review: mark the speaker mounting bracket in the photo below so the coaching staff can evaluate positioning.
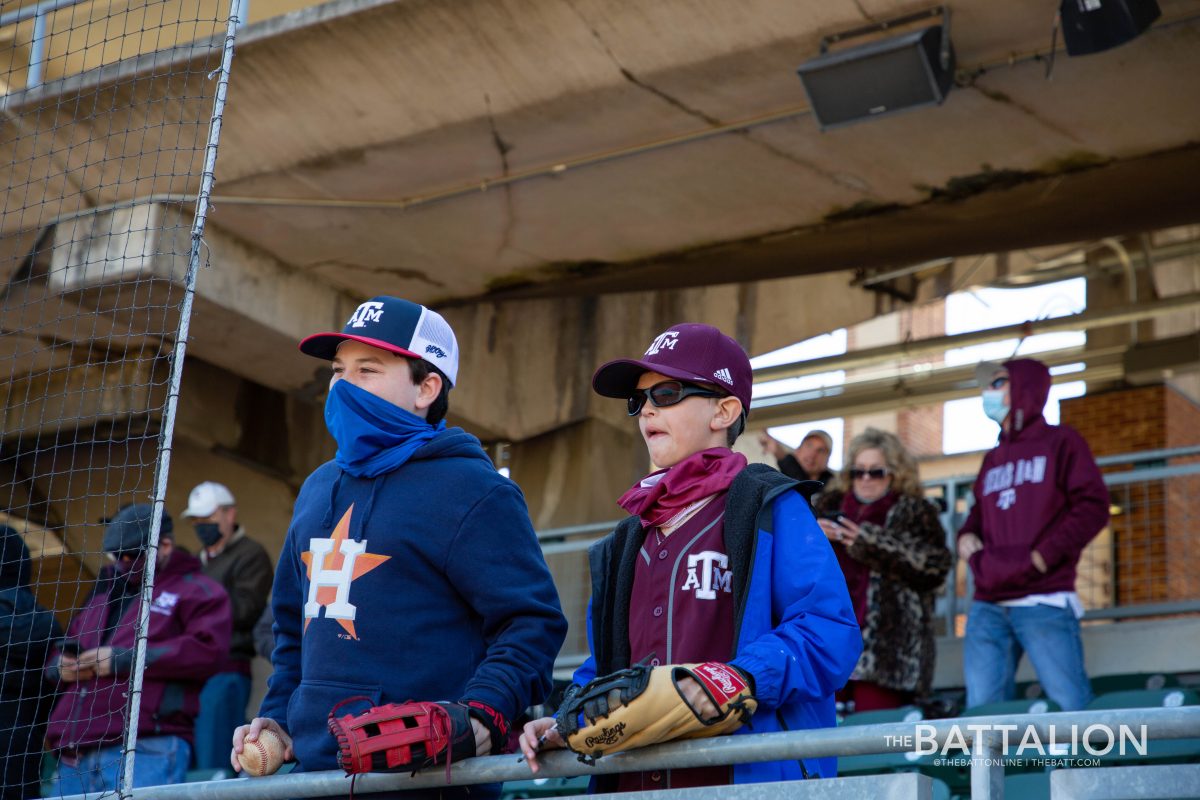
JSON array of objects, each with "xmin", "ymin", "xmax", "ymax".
[{"xmin": 820, "ymin": 5, "xmax": 952, "ymax": 71}]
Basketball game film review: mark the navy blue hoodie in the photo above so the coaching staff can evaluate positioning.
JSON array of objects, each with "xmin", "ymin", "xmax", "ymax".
[{"xmin": 259, "ymin": 427, "xmax": 567, "ymax": 778}]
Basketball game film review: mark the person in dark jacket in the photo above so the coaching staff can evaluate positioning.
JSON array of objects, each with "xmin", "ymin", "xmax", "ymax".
[
  {"xmin": 0, "ymin": 524, "xmax": 63, "ymax": 800},
  {"xmin": 45, "ymin": 505, "xmax": 231, "ymax": 794},
  {"xmin": 520, "ymin": 323, "xmax": 861, "ymax": 789},
  {"xmin": 813, "ymin": 428, "xmax": 951, "ymax": 712},
  {"xmin": 957, "ymin": 359, "xmax": 1109, "ymax": 711},
  {"xmin": 759, "ymin": 429, "xmax": 835, "ymax": 486},
  {"xmin": 182, "ymin": 481, "xmax": 274, "ymax": 770},
  {"xmin": 232, "ymin": 296, "xmax": 567, "ymax": 799}
]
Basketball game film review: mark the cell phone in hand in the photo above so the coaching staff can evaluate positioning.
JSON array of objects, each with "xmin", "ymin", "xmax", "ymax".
[
  {"xmin": 60, "ymin": 639, "xmax": 81, "ymax": 657},
  {"xmin": 818, "ymin": 512, "xmax": 844, "ymax": 523}
]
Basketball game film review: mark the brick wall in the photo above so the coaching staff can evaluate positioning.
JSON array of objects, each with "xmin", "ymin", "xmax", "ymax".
[
  {"xmin": 1165, "ymin": 386, "xmax": 1200, "ymax": 606},
  {"xmin": 1060, "ymin": 384, "xmax": 1167, "ymax": 457},
  {"xmin": 898, "ymin": 402, "xmax": 945, "ymax": 458},
  {"xmin": 1060, "ymin": 383, "xmax": 1200, "ymax": 610}
]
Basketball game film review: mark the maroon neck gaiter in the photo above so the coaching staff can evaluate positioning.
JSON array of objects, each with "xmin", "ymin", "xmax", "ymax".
[{"xmin": 617, "ymin": 447, "xmax": 748, "ymax": 529}]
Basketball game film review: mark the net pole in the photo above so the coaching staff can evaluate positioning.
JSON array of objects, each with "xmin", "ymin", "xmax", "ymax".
[{"xmin": 118, "ymin": 4, "xmax": 243, "ymax": 795}]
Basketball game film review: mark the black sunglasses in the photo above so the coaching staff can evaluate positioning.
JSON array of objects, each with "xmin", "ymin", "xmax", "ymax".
[
  {"xmin": 627, "ymin": 380, "xmax": 724, "ymax": 416},
  {"xmin": 849, "ymin": 467, "xmax": 889, "ymax": 481},
  {"xmin": 989, "ymin": 376, "xmax": 1009, "ymax": 390}
]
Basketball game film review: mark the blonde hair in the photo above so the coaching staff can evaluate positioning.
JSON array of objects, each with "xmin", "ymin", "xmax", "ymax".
[{"xmin": 836, "ymin": 427, "xmax": 924, "ymax": 499}]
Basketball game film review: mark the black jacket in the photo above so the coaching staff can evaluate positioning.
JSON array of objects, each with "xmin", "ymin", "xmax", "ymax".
[{"xmin": 1, "ymin": 526, "xmax": 63, "ymax": 800}]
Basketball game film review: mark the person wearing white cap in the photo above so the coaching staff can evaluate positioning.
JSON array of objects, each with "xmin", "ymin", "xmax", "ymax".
[{"xmin": 183, "ymin": 481, "xmax": 274, "ymax": 771}]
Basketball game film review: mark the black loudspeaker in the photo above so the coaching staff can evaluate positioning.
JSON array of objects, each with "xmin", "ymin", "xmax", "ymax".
[
  {"xmin": 1060, "ymin": 0, "xmax": 1160, "ymax": 56},
  {"xmin": 797, "ymin": 24, "xmax": 955, "ymax": 131}
]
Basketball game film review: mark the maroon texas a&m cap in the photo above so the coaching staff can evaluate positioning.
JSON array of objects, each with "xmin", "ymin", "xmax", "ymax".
[{"xmin": 592, "ymin": 323, "xmax": 753, "ymax": 413}]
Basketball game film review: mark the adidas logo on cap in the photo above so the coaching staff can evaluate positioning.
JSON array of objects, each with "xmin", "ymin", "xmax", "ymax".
[{"xmin": 713, "ymin": 367, "xmax": 734, "ymax": 386}]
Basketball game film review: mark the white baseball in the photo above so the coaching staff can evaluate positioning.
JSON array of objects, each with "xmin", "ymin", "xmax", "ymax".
[{"xmin": 238, "ymin": 729, "xmax": 285, "ymax": 777}]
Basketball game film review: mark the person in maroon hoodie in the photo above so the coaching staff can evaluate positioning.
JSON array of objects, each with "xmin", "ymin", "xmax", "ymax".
[
  {"xmin": 44, "ymin": 504, "xmax": 231, "ymax": 794},
  {"xmin": 957, "ymin": 359, "xmax": 1109, "ymax": 711}
]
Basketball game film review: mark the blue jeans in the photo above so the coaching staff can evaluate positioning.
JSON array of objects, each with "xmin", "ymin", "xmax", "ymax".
[
  {"xmin": 49, "ymin": 735, "xmax": 191, "ymax": 795},
  {"xmin": 964, "ymin": 600, "xmax": 1092, "ymax": 711},
  {"xmin": 193, "ymin": 671, "xmax": 252, "ymax": 770}
]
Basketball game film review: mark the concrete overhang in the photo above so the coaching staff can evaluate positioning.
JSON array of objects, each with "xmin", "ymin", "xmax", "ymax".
[{"xmin": 4, "ymin": 0, "xmax": 1200, "ymax": 308}]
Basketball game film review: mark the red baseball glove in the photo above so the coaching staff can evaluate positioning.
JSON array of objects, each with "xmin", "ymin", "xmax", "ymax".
[{"xmin": 327, "ymin": 697, "xmax": 508, "ymax": 782}]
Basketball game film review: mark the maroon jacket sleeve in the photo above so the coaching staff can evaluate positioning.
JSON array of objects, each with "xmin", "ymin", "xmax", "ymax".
[
  {"xmin": 142, "ymin": 578, "xmax": 232, "ymax": 682},
  {"xmin": 1031, "ymin": 428, "xmax": 1110, "ymax": 569}
]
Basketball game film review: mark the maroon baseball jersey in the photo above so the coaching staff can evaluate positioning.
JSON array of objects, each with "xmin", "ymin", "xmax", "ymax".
[{"xmin": 622, "ymin": 492, "xmax": 735, "ymax": 791}]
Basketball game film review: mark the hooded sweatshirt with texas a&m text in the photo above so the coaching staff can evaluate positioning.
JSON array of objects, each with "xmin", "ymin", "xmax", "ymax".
[{"xmin": 957, "ymin": 359, "xmax": 1109, "ymax": 603}]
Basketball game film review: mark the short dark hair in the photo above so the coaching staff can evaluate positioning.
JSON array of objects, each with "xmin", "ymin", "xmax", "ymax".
[
  {"xmin": 726, "ymin": 411, "xmax": 746, "ymax": 447},
  {"xmin": 407, "ymin": 358, "xmax": 451, "ymax": 426}
]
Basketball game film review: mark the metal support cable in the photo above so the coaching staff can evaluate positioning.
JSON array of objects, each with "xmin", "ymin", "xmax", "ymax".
[{"xmin": 118, "ymin": 3, "xmax": 243, "ymax": 797}]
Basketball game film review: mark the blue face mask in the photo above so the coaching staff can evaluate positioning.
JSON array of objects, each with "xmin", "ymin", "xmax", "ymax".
[
  {"xmin": 982, "ymin": 389, "xmax": 1010, "ymax": 424},
  {"xmin": 324, "ymin": 379, "xmax": 445, "ymax": 478}
]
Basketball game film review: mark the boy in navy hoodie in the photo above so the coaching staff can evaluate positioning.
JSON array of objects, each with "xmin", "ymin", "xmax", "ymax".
[
  {"xmin": 519, "ymin": 323, "xmax": 861, "ymax": 789},
  {"xmin": 232, "ymin": 296, "xmax": 567, "ymax": 798},
  {"xmin": 957, "ymin": 358, "xmax": 1109, "ymax": 711}
]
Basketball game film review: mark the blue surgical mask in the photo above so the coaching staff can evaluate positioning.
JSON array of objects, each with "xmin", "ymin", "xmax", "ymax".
[
  {"xmin": 982, "ymin": 389, "xmax": 1010, "ymax": 424},
  {"xmin": 324, "ymin": 379, "xmax": 445, "ymax": 478}
]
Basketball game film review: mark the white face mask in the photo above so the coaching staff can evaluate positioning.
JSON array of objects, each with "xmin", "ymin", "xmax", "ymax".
[{"xmin": 982, "ymin": 389, "xmax": 1010, "ymax": 424}]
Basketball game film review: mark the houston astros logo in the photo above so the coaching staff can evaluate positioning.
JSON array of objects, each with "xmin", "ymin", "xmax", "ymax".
[{"xmin": 301, "ymin": 505, "xmax": 389, "ymax": 639}]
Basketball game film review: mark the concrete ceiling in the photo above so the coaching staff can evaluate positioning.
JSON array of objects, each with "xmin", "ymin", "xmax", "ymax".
[
  {"xmin": 5, "ymin": 0, "xmax": 1200, "ymax": 308},
  {"xmin": 215, "ymin": 0, "xmax": 1200, "ymax": 304}
]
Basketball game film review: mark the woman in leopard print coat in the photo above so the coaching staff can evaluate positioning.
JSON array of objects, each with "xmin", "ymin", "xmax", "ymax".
[{"xmin": 813, "ymin": 428, "xmax": 952, "ymax": 710}]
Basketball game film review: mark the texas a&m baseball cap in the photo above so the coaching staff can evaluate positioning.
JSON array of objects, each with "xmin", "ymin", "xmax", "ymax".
[
  {"xmin": 592, "ymin": 323, "xmax": 752, "ymax": 413},
  {"xmin": 299, "ymin": 296, "xmax": 459, "ymax": 386}
]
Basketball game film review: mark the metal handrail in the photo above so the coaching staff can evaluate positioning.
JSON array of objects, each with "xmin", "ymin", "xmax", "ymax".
[
  {"xmin": 0, "ymin": 0, "xmax": 91, "ymax": 90},
  {"xmin": 53, "ymin": 707, "xmax": 1200, "ymax": 800},
  {"xmin": 1094, "ymin": 444, "xmax": 1200, "ymax": 467},
  {"xmin": 534, "ymin": 445, "xmax": 1200, "ymax": 543}
]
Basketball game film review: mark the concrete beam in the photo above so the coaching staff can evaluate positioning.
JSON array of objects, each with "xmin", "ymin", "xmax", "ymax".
[
  {"xmin": 41, "ymin": 202, "xmax": 361, "ymax": 393},
  {"xmin": 0, "ymin": 345, "xmax": 164, "ymax": 443},
  {"xmin": 444, "ymin": 268, "xmax": 890, "ymax": 442}
]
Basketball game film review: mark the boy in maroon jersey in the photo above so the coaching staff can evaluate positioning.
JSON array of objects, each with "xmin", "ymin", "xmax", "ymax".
[{"xmin": 520, "ymin": 323, "xmax": 861, "ymax": 790}]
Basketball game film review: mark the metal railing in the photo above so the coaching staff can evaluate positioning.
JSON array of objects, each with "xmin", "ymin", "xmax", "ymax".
[
  {"xmin": 1, "ymin": 0, "xmax": 248, "ymax": 92},
  {"xmin": 539, "ymin": 445, "xmax": 1200, "ymax": 665},
  {"xmin": 53, "ymin": 707, "xmax": 1200, "ymax": 800},
  {"xmin": 0, "ymin": 0, "xmax": 88, "ymax": 90}
]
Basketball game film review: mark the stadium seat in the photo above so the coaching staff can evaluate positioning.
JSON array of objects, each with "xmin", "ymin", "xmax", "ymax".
[
  {"xmin": 1001, "ymin": 770, "xmax": 1051, "ymax": 800},
  {"xmin": 841, "ymin": 705, "xmax": 926, "ymax": 726},
  {"xmin": 185, "ymin": 767, "xmax": 234, "ymax": 782},
  {"xmin": 836, "ymin": 705, "xmax": 927, "ymax": 778},
  {"xmin": 961, "ymin": 698, "xmax": 1062, "ymax": 717},
  {"xmin": 1015, "ymin": 680, "xmax": 1045, "ymax": 700},
  {"xmin": 1090, "ymin": 672, "xmax": 1179, "ymax": 696},
  {"xmin": 501, "ymin": 775, "xmax": 591, "ymax": 798},
  {"xmin": 917, "ymin": 699, "xmax": 1064, "ymax": 792},
  {"xmin": 1086, "ymin": 688, "xmax": 1199, "ymax": 711},
  {"xmin": 1082, "ymin": 688, "xmax": 1200, "ymax": 767}
]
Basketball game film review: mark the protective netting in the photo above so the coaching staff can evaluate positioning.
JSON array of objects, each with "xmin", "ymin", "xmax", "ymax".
[{"xmin": 1, "ymin": 1, "xmax": 236, "ymax": 796}]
